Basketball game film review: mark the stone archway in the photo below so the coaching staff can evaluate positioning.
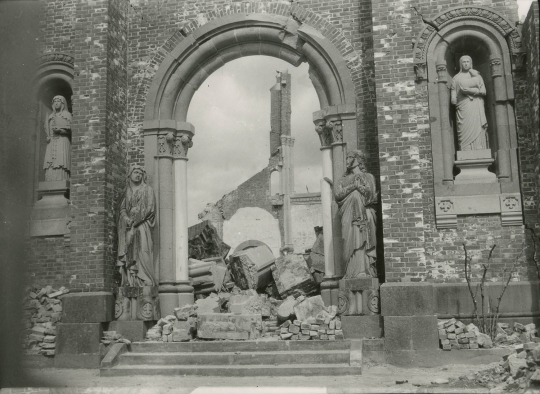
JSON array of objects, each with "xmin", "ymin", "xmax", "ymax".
[{"xmin": 143, "ymin": 11, "xmax": 358, "ymax": 313}]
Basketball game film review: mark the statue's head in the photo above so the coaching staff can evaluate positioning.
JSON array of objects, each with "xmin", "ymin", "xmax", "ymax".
[
  {"xmin": 51, "ymin": 95, "xmax": 67, "ymax": 112},
  {"xmin": 128, "ymin": 164, "xmax": 146, "ymax": 185},
  {"xmin": 459, "ymin": 56, "xmax": 473, "ymax": 72},
  {"xmin": 346, "ymin": 150, "xmax": 367, "ymax": 172}
]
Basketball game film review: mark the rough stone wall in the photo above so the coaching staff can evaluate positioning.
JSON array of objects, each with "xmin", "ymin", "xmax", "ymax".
[
  {"xmin": 372, "ymin": 0, "xmax": 535, "ymax": 282},
  {"xmin": 30, "ymin": 0, "xmax": 129, "ymax": 292}
]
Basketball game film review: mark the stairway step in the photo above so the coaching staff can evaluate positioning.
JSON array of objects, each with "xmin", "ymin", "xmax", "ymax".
[
  {"xmin": 101, "ymin": 363, "xmax": 361, "ymax": 377},
  {"xmin": 119, "ymin": 349, "xmax": 350, "ymax": 366},
  {"xmin": 130, "ymin": 340, "xmax": 351, "ymax": 353}
]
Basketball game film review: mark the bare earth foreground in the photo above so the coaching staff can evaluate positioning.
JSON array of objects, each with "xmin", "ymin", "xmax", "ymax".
[{"xmin": 2, "ymin": 363, "xmax": 528, "ymax": 394}]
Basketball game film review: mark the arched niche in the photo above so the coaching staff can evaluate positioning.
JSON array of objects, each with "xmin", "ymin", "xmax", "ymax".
[
  {"xmin": 413, "ymin": 7, "xmax": 523, "ymax": 229},
  {"xmin": 30, "ymin": 53, "xmax": 74, "ymax": 237}
]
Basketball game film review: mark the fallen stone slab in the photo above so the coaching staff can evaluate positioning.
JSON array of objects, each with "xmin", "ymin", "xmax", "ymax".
[
  {"xmin": 271, "ymin": 254, "xmax": 317, "ymax": 298},
  {"xmin": 197, "ymin": 313, "xmax": 262, "ymax": 340},
  {"xmin": 188, "ymin": 221, "xmax": 230, "ymax": 260},
  {"xmin": 229, "ymin": 245, "xmax": 275, "ymax": 290},
  {"xmin": 195, "ymin": 293, "xmax": 221, "ymax": 314},
  {"xmin": 294, "ymin": 295, "xmax": 325, "ymax": 322},
  {"xmin": 189, "ymin": 258, "xmax": 227, "ymax": 295}
]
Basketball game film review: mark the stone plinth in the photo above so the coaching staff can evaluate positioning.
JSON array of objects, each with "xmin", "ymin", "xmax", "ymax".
[
  {"xmin": 108, "ymin": 320, "xmax": 153, "ymax": 342},
  {"xmin": 30, "ymin": 181, "xmax": 70, "ymax": 236},
  {"xmin": 61, "ymin": 292, "xmax": 115, "ymax": 323},
  {"xmin": 197, "ymin": 313, "xmax": 262, "ymax": 340},
  {"xmin": 380, "ymin": 282, "xmax": 435, "ymax": 316},
  {"xmin": 454, "ymin": 149, "xmax": 497, "ymax": 184},
  {"xmin": 384, "ymin": 315, "xmax": 439, "ymax": 351},
  {"xmin": 271, "ymin": 254, "xmax": 317, "ymax": 298},
  {"xmin": 55, "ymin": 323, "xmax": 105, "ymax": 368},
  {"xmin": 229, "ymin": 245, "xmax": 275, "ymax": 290},
  {"xmin": 341, "ymin": 315, "xmax": 383, "ymax": 338}
]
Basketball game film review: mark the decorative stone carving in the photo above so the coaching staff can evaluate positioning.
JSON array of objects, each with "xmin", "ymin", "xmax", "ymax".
[
  {"xmin": 435, "ymin": 197, "xmax": 457, "ymax": 229},
  {"xmin": 327, "ymin": 120, "xmax": 343, "ymax": 143},
  {"xmin": 37, "ymin": 53, "xmax": 74, "ymax": 67},
  {"xmin": 315, "ymin": 119, "xmax": 332, "ymax": 147},
  {"xmin": 435, "ymin": 64, "xmax": 447, "ymax": 82},
  {"xmin": 338, "ymin": 277, "xmax": 380, "ymax": 316},
  {"xmin": 512, "ymin": 51, "xmax": 527, "ymax": 71},
  {"xmin": 450, "ymin": 56, "xmax": 488, "ymax": 151},
  {"xmin": 414, "ymin": 61, "xmax": 427, "ymax": 82},
  {"xmin": 117, "ymin": 164, "xmax": 157, "ymax": 287},
  {"xmin": 114, "ymin": 286, "xmax": 160, "ymax": 321},
  {"xmin": 334, "ymin": 150, "xmax": 378, "ymax": 279},
  {"xmin": 490, "ymin": 58, "xmax": 503, "ymax": 77},
  {"xmin": 438, "ymin": 200, "xmax": 453, "ymax": 213},
  {"xmin": 44, "ymin": 95, "xmax": 71, "ymax": 181},
  {"xmin": 173, "ymin": 134, "xmax": 193, "ymax": 158},
  {"xmin": 500, "ymin": 194, "xmax": 522, "ymax": 226}
]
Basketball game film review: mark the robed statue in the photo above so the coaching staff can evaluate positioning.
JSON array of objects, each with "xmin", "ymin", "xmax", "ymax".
[
  {"xmin": 117, "ymin": 164, "xmax": 157, "ymax": 287},
  {"xmin": 44, "ymin": 95, "xmax": 71, "ymax": 181},
  {"xmin": 334, "ymin": 150, "xmax": 378, "ymax": 278},
  {"xmin": 451, "ymin": 55, "xmax": 489, "ymax": 151}
]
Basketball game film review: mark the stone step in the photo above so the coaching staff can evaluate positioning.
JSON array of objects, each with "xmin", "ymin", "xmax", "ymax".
[
  {"xmin": 119, "ymin": 349, "xmax": 350, "ymax": 366},
  {"xmin": 130, "ymin": 340, "xmax": 351, "ymax": 353},
  {"xmin": 101, "ymin": 363, "xmax": 361, "ymax": 377}
]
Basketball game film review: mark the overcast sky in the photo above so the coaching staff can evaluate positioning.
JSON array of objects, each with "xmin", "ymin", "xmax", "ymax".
[{"xmin": 186, "ymin": 56, "xmax": 321, "ymax": 226}]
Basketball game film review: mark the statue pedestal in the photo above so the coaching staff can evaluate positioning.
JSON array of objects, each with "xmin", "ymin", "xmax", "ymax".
[
  {"xmin": 454, "ymin": 150, "xmax": 497, "ymax": 184},
  {"xmin": 338, "ymin": 277, "xmax": 380, "ymax": 316},
  {"xmin": 30, "ymin": 181, "xmax": 70, "ymax": 236},
  {"xmin": 115, "ymin": 286, "xmax": 160, "ymax": 321}
]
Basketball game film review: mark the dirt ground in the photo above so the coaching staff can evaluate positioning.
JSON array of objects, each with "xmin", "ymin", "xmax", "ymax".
[{"xmin": 4, "ymin": 362, "xmax": 500, "ymax": 393}]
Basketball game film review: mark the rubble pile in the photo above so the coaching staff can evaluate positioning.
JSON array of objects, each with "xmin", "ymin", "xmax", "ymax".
[
  {"xmin": 22, "ymin": 285, "xmax": 69, "ymax": 357},
  {"xmin": 495, "ymin": 322, "xmax": 538, "ymax": 346},
  {"xmin": 437, "ymin": 318, "xmax": 490, "ymax": 350},
  {"xmin": 447, "ymin": 336, "xmax": 540, "ymax": 391}
]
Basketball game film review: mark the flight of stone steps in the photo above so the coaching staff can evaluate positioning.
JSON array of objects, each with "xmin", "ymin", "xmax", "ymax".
[{"xmin": 101, "ymin": 339, "xmax": 361, "ymax": 376}]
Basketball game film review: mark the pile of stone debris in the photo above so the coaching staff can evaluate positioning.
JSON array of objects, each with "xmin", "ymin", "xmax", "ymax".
[
  {"xmin": 438, "ymin": 318, "xmax": 493, "ymax": 350},
  {"xmin": 144, "ymin": 287, "xmax": 342, "ymax": 342},
  {"xmin": 22, "ymin": 285, "xmax": 69, "ymax": 357},
  {"xmin": 444, "ymin": 337, "xmax": 540, "ymax": 392}
]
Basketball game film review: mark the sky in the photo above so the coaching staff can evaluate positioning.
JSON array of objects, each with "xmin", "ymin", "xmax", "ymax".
[
  {"xmin": 186, "ymin": 0, "xmax": 535, "ymax": 226},
  {"xmin": 186, "ymin": 56, "xmax": 320, "ymax": 226}
]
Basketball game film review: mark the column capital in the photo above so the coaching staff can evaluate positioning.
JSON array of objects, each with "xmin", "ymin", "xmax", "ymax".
[{"xmin": 144, "ymin": 120, "xmax": 195, "ymax": 158}]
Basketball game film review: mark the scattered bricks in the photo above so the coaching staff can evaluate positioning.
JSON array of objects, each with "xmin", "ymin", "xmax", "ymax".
[
  {"xmin": 327, "ymin": 329, "xmax": 335, "ymax": 335},
  {"xmin": 469, "ymin": 343, "xmax": 479, "ymax": 349},
  {"xmin": 301, "ymin": 322, "xmax": 311, "ymax": 330},
  {"xmin": 197, "ymin": 313, "xmax": 262, "ymax": 340},
  {"xmin": 309, "ymin": 330, "xmax": 318, "ymax": 336},
  {"xmin": 301, "ymin": 330, "xmax": 310, "ymax": 335},
  {"xmin": 451, "ymin": 343, "xmax": 460, "ymax": 350},
  {"xmin": 329, "ymin": 320, "xmax": 336, "ymax": 330},
  {"xmin": 444, "ymin": 318, "xmax": 456, "ymax": 328},
  {"xmin": 320, "ymin": 334, "xmax": 329, "ymax": 340},
  {"xmin": 439, "ymin": 333, "xmax": 448, "ymax": 340},
  {"xmin": 293, "ymin": 320, "xmax": 301, "ymax": 326},
  {"xmin": 335, "ymin": 319, "xmax": 342, "ymax": 330},
  {"xmin": 281, "ymin": 333, "xmax": 293, "ymax": 340},
  {"xmin": 318, "ymin": 329, "xmax": 326, "ymax": 335},
  {"xmin": 277, "ymin": 298, "xmax": 296, "ymax": 321},
  {"xmin": 477, "ymin": 332, "xmax": 493, "ymax": 348},
  {"xmin": 310, "ymin": 324, "xmax": 320, "ymax": 331},
  {"xmin": 335, "ymin": 331, "xmax": 344, "ymax": 340},
  {"xmin": 315, "ymin": 318, "xmax": 325, "ymax": 325},
  {"xmin": 291, "ymin": 335, "xmax": 299, "ymax": 341},
  {"xmin": 29, "ymin": 334, "xmax": 45, "ymax": 342},
  {"xmin": 457, "ymin": 333, "xmax": 466, "ymax": 339},
  {"xmin": 441, "ymin": 339, "xmax": 450, "ymax": 345},
  {"xmin": 523, "ymin": 342, "xmax": 536, "ymax": 351},
  {"xmin": 515, "ymin": 344, "xmax": 525, "ymax": 352},
  {"xmin": 438, "ymin": 329, "xmax": 446, "ymax": 338},
  {"xmin": 442, "ymin": 344, "xmax": 451, "ymax": 351},
  {"xmin": 524, "ymin": 323, "xmax": 536, "ymax": 331},
  {"xmin": 328, "ymin": 335, "xmax": 336, "ymax": 341},
  {"xmin": 31, "ymin": 326, "xmax": 47, "ymax": 335},
  {"xmin": 280, "ymin": 320, "xmax": 291, "ymax": 328},
  {"xmin": 43, "ymin": 336, "xmax": 56, "ymax": 343},
  {"xmin": 280, "ymin": 327, "xmax": 289, "ymax": 334},
  {"xmin": 460, "ymin": 344, "xmax": 470, "ymax": 349},
  {"xmin": 465, "ymin": 332, "xmax": 476, "ymax": 338},
  {"xmin": 447, "ymin": 325, "xmax": 456, "ymax": 333},
  {"xmin": 448, "ymin": 333, "xmax": 456, "ymax": 339},
  {"xmin": 174, "ymin": 304, "xmax": 197, "ymax": 321},
  {"xmin": 455, "ymin": 327, "xmax": 464, "ymax": 335},
  {"xmin": 514, "ymin": 322, "xmax": 525, "ymax": 332},
  {"xmin": 320, "ymin": 324, "xmax": 329, "ymax": 330},
  {"xmin": 298, "ymin": 334, "xmax": 310, "ymax": 340},
  {"xmin": 306, "ymin": 317, "xmax": 316, "ymax": 324},
  {"xmin": 288, "ymin": 325, "xmax": 300, "ymax": 334},
  {"xmin": 41, "ymin": 343, "xmax": 56, "ymax": 350}
]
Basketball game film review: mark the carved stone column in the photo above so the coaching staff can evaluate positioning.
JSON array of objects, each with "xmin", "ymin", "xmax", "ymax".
[
  {"xmin": 490, "ymin": 56, "xmax": 510, "ymax": 181},
  {"xmin": 313, "ymin": 112, "xmax": 335, "ymax": 302},
  {"xmin": 280, "ymin": 135, "xmax": 295, "ymax": 252},
  {"xmin": 436, "ymin": 62, "xmax": 454, "ymax": 184}
]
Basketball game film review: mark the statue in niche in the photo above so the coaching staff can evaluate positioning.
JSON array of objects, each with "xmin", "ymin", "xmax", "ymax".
[
  {"xmin": 117, "ymin": 164, "xmax": 157, "ymax": 287},
  {"xmin": 334, "ymin": 150, "xmax": 378, "ymax": 278},
  {"xmin": 44, "ymin": 95, "xmax": 71, "ymax": 181},
  {"xmin": 450, "ymin": 55, "xmax": 489, "ymax": 151}
]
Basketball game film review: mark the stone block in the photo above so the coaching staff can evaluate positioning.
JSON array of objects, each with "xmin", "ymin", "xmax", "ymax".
[
  {"xmin": 229, "ymin": 292, "xmax": 268, "ymax": 315},
  {"xmin": 196, "ymin": 293, "xmax": 221, "ymax": 314},
  {"xmin": 108, "ymin": 320, "xmax": 153, "ymax": 342},
  {"xmin": 339, "ymin": 277, "xmax": 379, "ymax": 291},
  {"xmin": 61, "ymin": 292, "xmax": 114, "ymax": 323},
  {"xmin": 341, "ymin": 315, "xmax": 383, "ymax": 339},
  {"xmin": 271, "ymin": 254, "xmax": 317, "ymax": 298},
  {"xmin": 384, "ymin": 315, "xmax": 438, "ymax": 351},
  {"xmin": 197, "ymin": 313, "xmax": 262, "ymax": 340},
  {"xmin": 229, "ymin": 246, "xmax": 275, "ymax": 290},
  {"xmin": 55, "ymin": 323, "xmax": 104, "ymax": 368},
  {"xmin": 294, "ymin": 295, "xmax": 325, "ymax": 321},
  {"xmin": 380, "ymin": 283, "xmax": 434, "ymax": 316}
]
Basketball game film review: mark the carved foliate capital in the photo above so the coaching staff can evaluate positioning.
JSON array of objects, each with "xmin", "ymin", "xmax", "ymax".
[
  {"xmin": 414, "ymin": 62, "xmax": 427, "ymax": 82},
  {"xmin": 436, "ymin": 64, "xmax": 447, "ymax": 82},
  {"xmin": 314, "ymin": 119, "xmax": 332, "ymax": 147},
  {"xmin": 327, "ymin": 120, "xmax": 343, "ymax": 143},
  {"xmin": 173, "ymin": 134, "xmax": 193, "ymax": 158},
  {"xmin": 512, "ymin": 51, "xmax": 527, "ymax": 71}
]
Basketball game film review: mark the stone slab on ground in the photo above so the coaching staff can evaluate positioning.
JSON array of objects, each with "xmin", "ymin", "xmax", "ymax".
[
  {"xmin": 271, "ymin": 254, "xmax": 317, "ymax": 298},
  {"xmin": 108, "ymin": 320, "xmax": 153, "ymax": 342},
  {"xmin": 197, "ymin": 313, "xmax": 262, "ymax": 340},
  {"xmin": 380, "ymin": 283, "xmax": 435, "ymax": 316},
  {"xmin": 61, "ymin": 292, "xmax": 115, "ymax": 323},
  {"xmin": 341, "ymin": 315, "xmax": 383, "ymax": 339},
  {"xmin": 384, "ymin": 315, "xmax": 438, "ymax": 351},
  {"xmin": 229, "ymin": 246, "xmax": 275, "ymax": 290}
]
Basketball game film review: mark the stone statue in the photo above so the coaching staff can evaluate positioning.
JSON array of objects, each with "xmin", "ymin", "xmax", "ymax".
[
  {"xmin": 334, "ymin": 150, "xmax": 378, "ymax": 278},
  {"xmin": 451, "ymin": 55, "xmax": 488, "ymax": 151},
  {"xmin": 117, "ymin": 164, "xmax": 157, "ymax": 287},
  {"xmin": 44, "ymin": 95, "xmax": 71, "ymax": 181}
]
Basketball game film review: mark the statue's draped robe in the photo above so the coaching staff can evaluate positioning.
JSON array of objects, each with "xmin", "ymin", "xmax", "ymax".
[
  {"xmin": 44, "ymin": 111, "xmax": 71, "ymax": 181},
  {"xmin": 335, "ymin": 171, "xmax": 378, "ymax": 278},
  {"xmin": 451, "ymin": 71, "xmax": 488, "ymax": 150},
  {"xmin": 117, "ymin": 182, "xmax": 157, "ymax": 286}
]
